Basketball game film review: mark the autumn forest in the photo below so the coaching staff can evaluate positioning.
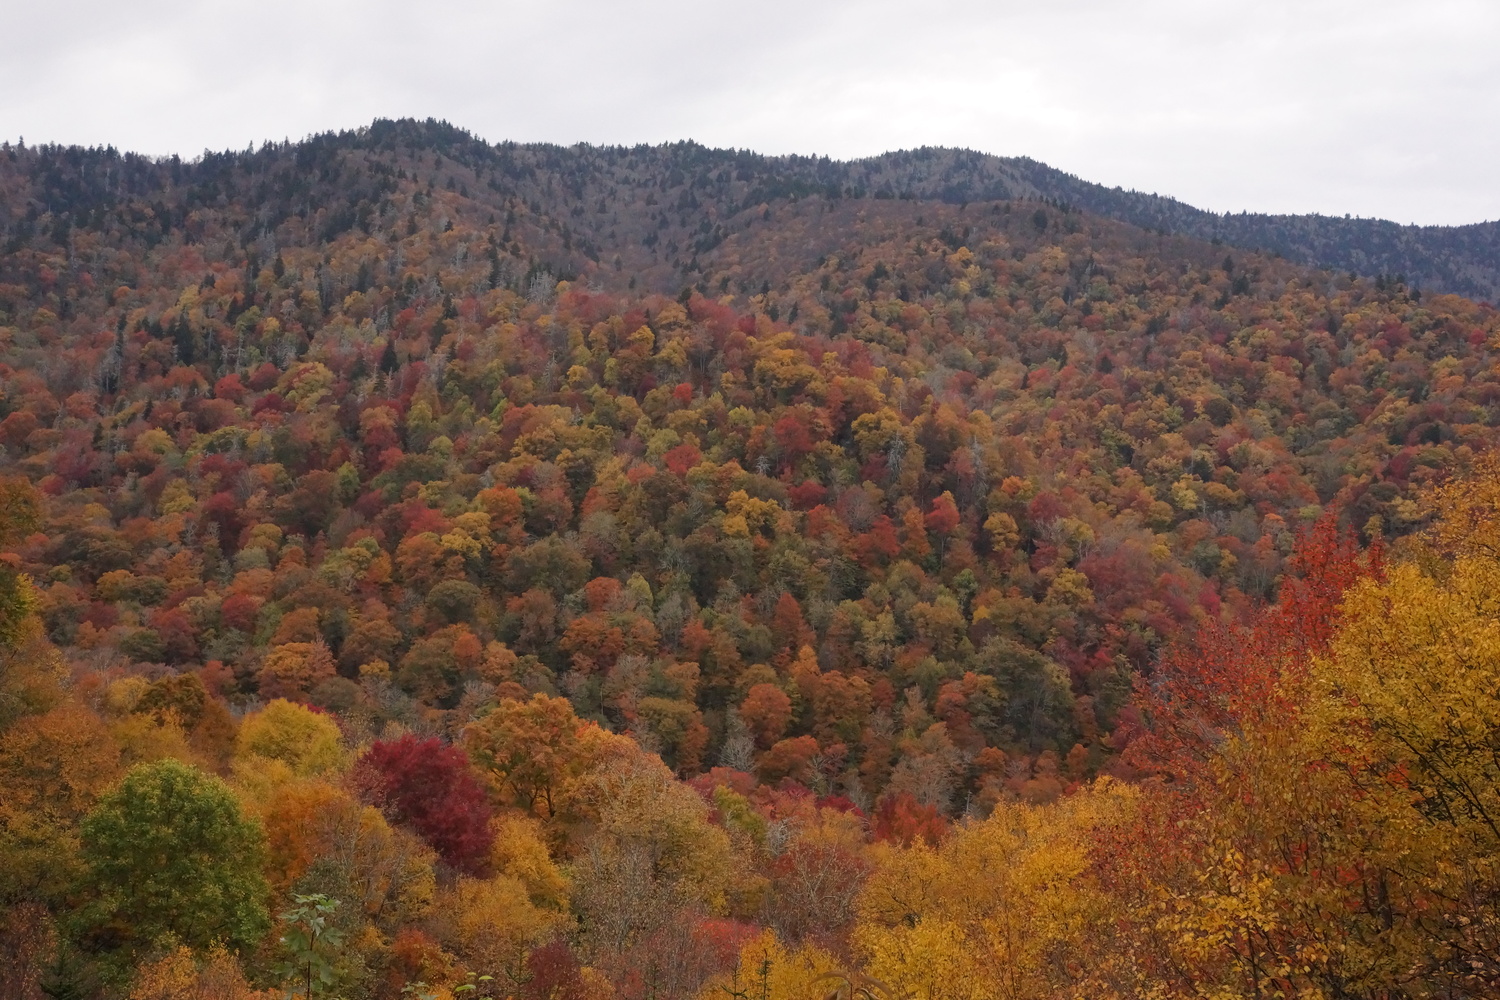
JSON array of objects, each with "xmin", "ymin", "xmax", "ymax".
[{"xmin": 2, "ymin": 118, "xmax": 1500, "ymax": 1000}]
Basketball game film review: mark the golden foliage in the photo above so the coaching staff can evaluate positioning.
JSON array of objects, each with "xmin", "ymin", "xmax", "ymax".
[
  {"xmin": 234, "ymin": 699, "xmax": 347, "ymax": 778},
  {"xmin": 855, "ymin": 781, "xmax": 1136, "ymax": 1000},
  {"xmin": 693, "ymin": 929, "xmax": 840, "ymax": 1000},
  {"xmin": 128, "ymin": 945, "xmax": 270, "ymax": 1000}
]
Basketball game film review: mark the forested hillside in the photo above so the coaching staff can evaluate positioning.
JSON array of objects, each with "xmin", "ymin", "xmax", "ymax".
[
  {"xmin": 6, "ymin": 118, "xmax": 1497, "ymax": 301},
  {"xmin": 2, "ymin": 120, "xmax": 1500, "ymax": 999},
  {"xmin": 996, "ymin": 154, "xmax": 1500, "ymax": 304}
]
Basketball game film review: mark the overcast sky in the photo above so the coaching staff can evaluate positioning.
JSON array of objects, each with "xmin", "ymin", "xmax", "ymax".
[{"xmin": 2, "ymin": 0, "xmax": 1496, "ymax": 226}]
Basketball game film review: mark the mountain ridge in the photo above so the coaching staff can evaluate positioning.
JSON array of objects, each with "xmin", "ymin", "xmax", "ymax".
[{"xmin": 6, "ymin": 116, "xmax": 1496, "ymax": 302}]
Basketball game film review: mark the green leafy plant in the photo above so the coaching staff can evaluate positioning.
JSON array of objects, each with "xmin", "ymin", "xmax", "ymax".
[
  {"xmin": 454, "ymin": 971, "xmax": 496, "ymax": 996},
  {"xmin": 275, "ymin": 893, "xmax": 344, "ymax": 1000}
]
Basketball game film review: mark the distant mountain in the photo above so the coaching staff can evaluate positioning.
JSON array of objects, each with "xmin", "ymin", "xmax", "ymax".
[
  {"xmin": 3, "ymin": 117, "xmax": 1497, "ymax": 302},
  {"xmin": 972, "ymin": 154, "xmax": 1500, "ymax": 305}
]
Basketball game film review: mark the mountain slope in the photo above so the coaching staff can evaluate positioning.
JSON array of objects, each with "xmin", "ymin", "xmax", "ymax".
[
  {"xmin": 5, "ymin": 116, "xmax": 1500, "ymax": 1000},
  {"xmin": 994, "ymin": 153, "xmax": 1500, "ymax": 303},
  {"xmin": 0, "ymin": 115, "xmax": 1496, "ymax": 785},
  {"xmin": 4, "ymin": 118, "xmax": 1496, "ymax": 303}
]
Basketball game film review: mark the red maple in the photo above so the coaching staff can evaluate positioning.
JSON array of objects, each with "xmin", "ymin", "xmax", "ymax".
[{"xmin": 357, "ymin": 734, "xmax": 494, "ymax": 875}]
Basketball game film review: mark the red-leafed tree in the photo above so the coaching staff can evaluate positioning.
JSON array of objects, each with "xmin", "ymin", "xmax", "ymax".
[
  {"xmin": 518, "ymin": 939, "xmax": 588, "ymax": 1000},
  {"xmin": 924, "ymin": 490, "xmax": 961, "ymax": 536},
  {"xmin": 357, "ymin": 734, "xmax": 494, "ymax": 875},
  {"xmin": 872, "ymin": 792, "xmax": 948, "ymax": 847},
  {"xmin": 1128, "ymin": 511, "xmax": 1383, "ymax": 781}
]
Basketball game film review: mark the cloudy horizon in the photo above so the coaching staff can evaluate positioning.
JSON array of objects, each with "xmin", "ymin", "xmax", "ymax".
[{"xmin": 3, "ymin": 0, "xmax": 1497, "ymax": 227}]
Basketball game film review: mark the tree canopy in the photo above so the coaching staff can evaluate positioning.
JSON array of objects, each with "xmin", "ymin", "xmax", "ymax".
[{"xmin": 76, "ymin": 759, "xmax": 269, "ymax": 962}]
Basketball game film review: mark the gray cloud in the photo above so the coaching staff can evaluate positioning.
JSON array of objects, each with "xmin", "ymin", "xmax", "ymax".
[{"xmin": 2, "ymin": 0, "xmax": 1496, "ymax": 224}]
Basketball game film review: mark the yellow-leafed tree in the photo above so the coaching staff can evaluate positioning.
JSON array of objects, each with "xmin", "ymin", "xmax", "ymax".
[{"xmin": 854, "ymin": 780, "xmax": 1137, "ymax": 1000}]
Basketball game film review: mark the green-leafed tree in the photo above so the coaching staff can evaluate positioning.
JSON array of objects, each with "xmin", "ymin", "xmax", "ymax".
[{"xmin": 74, "ymin": 759, "xmax": 269, "ymax": 968}]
